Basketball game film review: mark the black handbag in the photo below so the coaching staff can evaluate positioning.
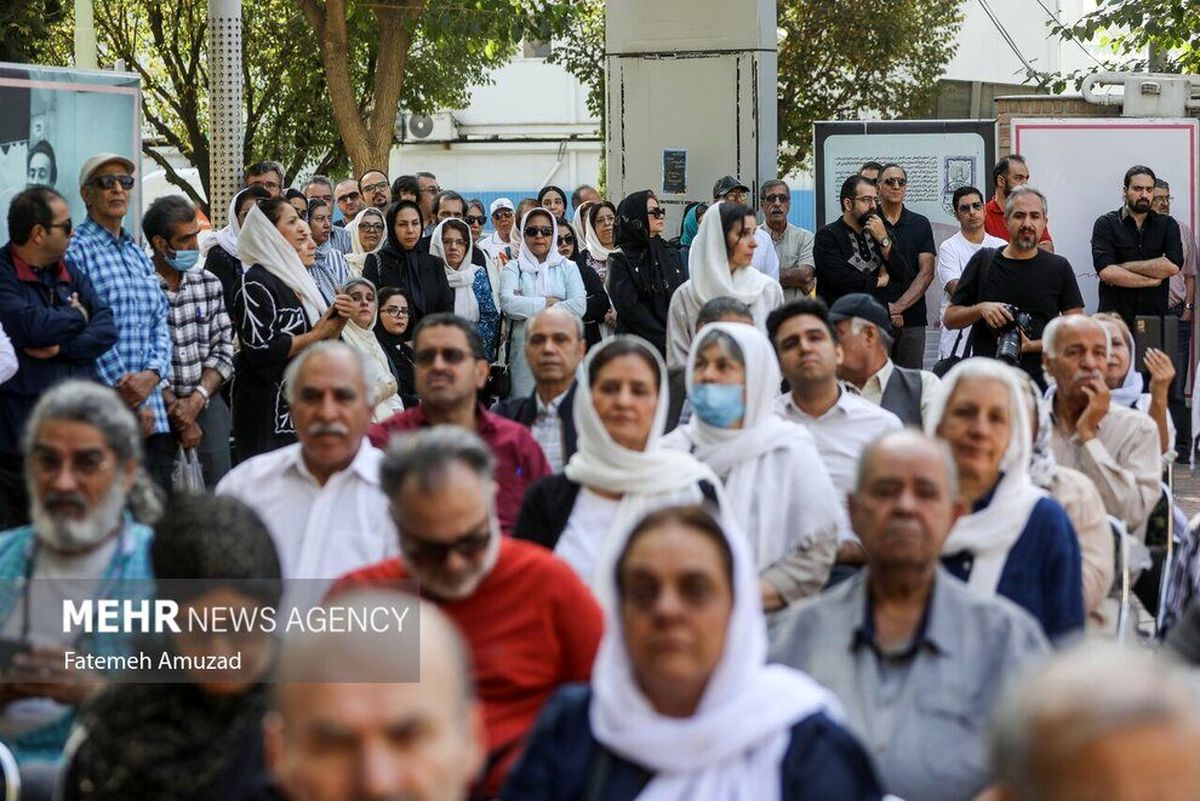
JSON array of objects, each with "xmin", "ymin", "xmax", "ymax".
[
  {"xmin": 932, "ymin": 247, "xmax": 998, "ymax": 377},
  {"xmin": 484, "ymin": 326, "xmax": 512, "ymax": 400}
]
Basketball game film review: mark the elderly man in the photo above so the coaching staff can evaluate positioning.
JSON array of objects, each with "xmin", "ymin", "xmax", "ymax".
[
  {"xmin": 760, "ymin": 179, "xmax": 816, "ymax": 302},
  {"xmin": 267, "ymin": 592, "xmax": 487, "ymax": 801},
  {"xmin": 831, "ymin": 293, "xmax": 940, "ymax": 426},
  {"xmin": 334, "ymin": 428, "xmax": 602, "ymax": 797},
  {"xmin": 711, "ymin": 175, "xmax": 779, "ymax": 279},
  {"xmin": 479, "ymin": 198, "xmax": 516, "ymax": 262},
  {"xmin": 217, "ymin": 341, "xmax": 398, "ymax": 578},
  {"xmin": 493, "ymin": 307, "xmax": 587, "ymax": 472},
  {"xmin": 67, "ymin": 153, "xmax": 175, "ymax": 490},
  {"xmin": 0, "ymin": 186, "xmax": 116, "ymax": 527},
  {"xmin": 368, "ymin": 314, "xmax": 550, "ymax": 535},
  {"xmin": 0, "ymin": 381, "xmax": 155, "ymax": 785},
  {"xmin": 1042, "ymin": 315, "xmax": 1161, "ymax": 535},
  {"xmin": 990, "ymin": 643, "xmax": 1200, "ymax": 801},
  {"xmin": 770, "ymin": 430, "xmax": 1049, "ymax": 801}
]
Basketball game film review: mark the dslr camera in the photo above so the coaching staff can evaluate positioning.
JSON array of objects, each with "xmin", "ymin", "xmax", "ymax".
[{"xmin": 995, "ymin": 305, "xmax": 1035, "ymax": 365}]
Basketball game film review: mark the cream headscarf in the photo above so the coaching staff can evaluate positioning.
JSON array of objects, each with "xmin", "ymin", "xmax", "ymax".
[
  {"xmin": 516, "ymin": 208, "xmax": 567, "ymax": 296},
  {"xmin": 430, "ymin": 218, "xmax": 481, "ymax": 322},
  {"xmin": 582, "ymin": 201, "xmax": 616, "ymax": 262},
  {"xmin": 202, "ymin": 187, "xmax": 255, "ymax": 257},
  {"xmin": 344, "ymin": 207, "xmax": 385, "ymax": 276},
  {"xmin": 689, "ymin": 200, "xmax": 773, "ymax": 305},
  {"xmin": 237, "ymin": 205, "xmax": 327, "ymax": 326},
  {"xmin": 339, "ymin": 276, "xmax": 402, "ymax": 422}
]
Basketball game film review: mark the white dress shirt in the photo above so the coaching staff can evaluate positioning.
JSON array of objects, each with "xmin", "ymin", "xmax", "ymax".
[
  {"xmin": 857, "ymin": 359, "xmax": 941, "ymax": 426},
  {"xmin": 216, "ymin": 440, "xmax": 399, "ymax": 579},
  {"xmin": 531, "ymin": 388, "xmax": 569, "ymax": 473}
]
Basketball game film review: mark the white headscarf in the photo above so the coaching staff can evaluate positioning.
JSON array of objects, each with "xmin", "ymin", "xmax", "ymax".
[
  {"xmin": 560, "ymin": 336, "xmax": 720, "ymax": 583},
  {"xmin": 689, "ymin": 201, "xmax": 772, "ymax": 305},
  {"xmin": 572, "ymin": 199, "xmax": 595, "ymax": 237},
  {"xmin": 662, "ymin": 322, "xmax": 819, "ymax": 569},
  {"xmin": 926, "ymin": 358, "xmax": 1047, "ymax": 595},
  {"xmin": 582, "ymin": 201, "xmax": 615, "ymax": 262},
  {"xmin": 517, "ymin": 208, "xmax": 567, "ymax": 296},
  {"xmin": 1106, "ymin": 319, "xmax": 1145, "ymax": 407},
  {"xmin": 590, "ymin": 504, "xmax": 838, "ymax": 801},
  {"xmin": 344, "ymin": 207, "xmax": 385, "ymax": 276},
  {"xmin": 339, "ymin": 277, "xmax": 402, "ymax": 421},
  {"xmin": 202, "ymin": 188, "xmax": 252, "ymax": 257},
  {"xmin": 237, "ymin": 205, "xmax": 327, "ymax": 326},
  {"xmin": 430, "ymin": 218, "xmax": 481, "ymax": 322}
]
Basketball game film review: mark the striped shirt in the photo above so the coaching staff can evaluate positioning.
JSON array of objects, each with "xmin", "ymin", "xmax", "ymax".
[
  {"xmin": 67, "ymin": 218, "xmax": 172, "ymax": 434},
  {"xmin": 313, "ymin": 240, "xmax": 351, "ymax": 304},
  {"xmin": 158, "ymin": 267, "xmax": 235, "ymax": 395}
]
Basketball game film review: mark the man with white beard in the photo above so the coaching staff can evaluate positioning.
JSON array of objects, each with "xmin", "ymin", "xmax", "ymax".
[{"xmin": 0, "ymin": 380, "xmax": 156, "ymax": 786}]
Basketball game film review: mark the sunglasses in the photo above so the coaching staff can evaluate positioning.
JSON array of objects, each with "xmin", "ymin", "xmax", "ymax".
[
  {"xmin": 90, "ymin": 174, "xmax": 135, "ymax": 191},
  {"xmin": 337, "ymin": 191, "xmax": 362, "ymax": 203},
  {"xmin": 882, "ymin": 177, "xmax": 907, "ymax": 187},
  {"xmin": 763, "ymin": 193, "xmax": 789, "ymax": 204},
  {"xmin": 647, "ymin": 208, "xmax": 666, "ymax": 219},
  {"xmin": 381, "ymin": 305, "xmax": 409, "ymax": 317},
  {"xmin": 492, "ymin": 209, "xmax": 514, "ymax": 219},
  {"xmin": 524, "ymin": 225, "xmax": 554, "ymax": 238},
  {"xmin": 401, "ymin": 526, "xmax": 491, "ymax": 566},
  {"xmin": 44, "ymin": 219, "xmax": 73, "ymax": 236},
  {"xmin": 414, "ymin": 346, "xmax": 471, "ymax": 366},
  {"xmin": 558, "ymin": 235, "xmax": 576, "ymax": 245},
  {"xmin": 360, "ymin": 222, "xmax": 385, "ymax": 233},
  {"xmin": 362, "ymin": 181, "xmax": 389, "ymax": 194},
  {"xmin": 957, "ymin": 201, "xmax": 984, "ymax": 213},
  {"xmin": 465, "ymin": 215, "xmax": 487, "ymax": 225}
]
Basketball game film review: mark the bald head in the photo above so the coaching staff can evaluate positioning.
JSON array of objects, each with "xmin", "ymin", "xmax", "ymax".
[{"xmin": 526, "ymin": 306, "xmax": 587, "ymax": 394}]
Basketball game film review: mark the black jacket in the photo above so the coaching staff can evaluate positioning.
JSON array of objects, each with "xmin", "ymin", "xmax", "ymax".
[
  {"xmin": 573, "ymin": 256, "xmax": 612, "ymax": 348},
  {"xmin": 607, "ymin": 245, "xmax": 686, "ymax": 357},
  {"xmin": 492, "ymin": 382, "xmax": 579, "ymax": 463},
  {"xmin": 204, "ymin": 243, "xmax": 242, "ymax": 316},
  {"xmin": 362, "ymin": 248, "xmax": 454, "ymax": 334}
]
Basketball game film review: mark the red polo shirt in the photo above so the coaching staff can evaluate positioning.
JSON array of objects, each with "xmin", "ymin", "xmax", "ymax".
[
  {"xmin": 332, "ymin": 538, "xmax": 604, "ymax": 796},
  {"xmin": 368, "ymin": 403, "xmax": 551, "ymax": 535},
  {"xmin": 985, "ymin": 197, "xmax": 1053, "ymax": 244}
]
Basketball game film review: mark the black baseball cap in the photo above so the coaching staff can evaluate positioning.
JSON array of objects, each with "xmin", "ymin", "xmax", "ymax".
[
  {"xmin": 712, "ymin": 175, "xmax": 750, "ymax": 199},
  {"xmin": 828, "ymin": 293, "xmax": 893, "ymax": 336}
]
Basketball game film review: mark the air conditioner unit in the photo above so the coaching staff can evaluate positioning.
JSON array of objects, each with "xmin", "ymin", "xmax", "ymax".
[
  {"xmin": 1081, "ymin": 72, "xmax": 1200, "ymax": 117},
  {"xmin": 399, "ymin": 112, "xmax": 459, "ymax": 142}
]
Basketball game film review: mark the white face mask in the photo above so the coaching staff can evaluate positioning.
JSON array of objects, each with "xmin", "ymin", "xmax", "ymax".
[{"xmin": 31, "ymin": 480, "xmax": 127, "ymax": 553}]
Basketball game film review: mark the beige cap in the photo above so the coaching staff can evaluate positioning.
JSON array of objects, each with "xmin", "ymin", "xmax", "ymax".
[{"xmin": 79, "ymin": 152, "xmax": 136, "ymax": 188}]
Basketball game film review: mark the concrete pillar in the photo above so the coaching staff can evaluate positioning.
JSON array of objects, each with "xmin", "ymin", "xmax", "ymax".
[
  {"xmin": 605, "ymin": 0, "xmax": 777, "ymax": 229},
  {"xmin": 74, "ymin": 0, "xmax": 98, "ymax": 69},
  {"xmin": 207, "ymin": 0, "xmax": 243, "ymax": 219}
]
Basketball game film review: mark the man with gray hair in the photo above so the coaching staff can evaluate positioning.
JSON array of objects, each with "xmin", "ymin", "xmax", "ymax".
[
  {"xmin": 493, "ymin": 306, "xmax": 587, "ymax": 472},
  {"xmin": 990, "ymin": 642, "xmax": 1200, "ymax": 801},
  {"xmin": 945, "ymin": 184, "xmax": 1084, "ymax": 384},
  {"xmin": 333, "ymin": 427, "xmax": 602, "ymax": 797},
  {"xmin": 217, "ymin": 341, "xmax": 397, "ymax": 578},
  {"xmin": 0, "ymin": 380, "xmax": 155, "ymax": 780},
  {"xmin": 770, "ymin": 429, "xmax": 1049, "ymax": 801},
  {"xmin": 243, "ymin": 160, "xmax": 284, "ymax": 198}
]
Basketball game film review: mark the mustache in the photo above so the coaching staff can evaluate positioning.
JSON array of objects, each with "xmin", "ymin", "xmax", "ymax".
[
  {"xmin": 1069, "ymin": 369, "xmax": 1103, "ymax": 384},
  {"xmin": 307, "ymin": 421, "xmax": 350, "ymax": 436},
  {"xmin": 41, "ymin": 491, "xmax": 87, "ymax": 514}
]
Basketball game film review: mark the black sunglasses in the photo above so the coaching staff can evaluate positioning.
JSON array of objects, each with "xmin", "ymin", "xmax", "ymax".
[
  {"xmin": 647, "ymin": 208, "xmax": 666, "ymax": 219},
  {"xmin": 464, "ymin": 215, "xmax": 487, "ymax": 225},
  {"xmin": 44, "ymin": 219, "xmax": 73, "ymax": 236},
  {"xmin": 559, "ymin": 234, "xmax": 576, "ymax": 245},
  {"xmin": 401, "ymin": 526, "xmax": 491, "ymax": 566},
  {"xmin": 882, "ymin": 177, "xmax": 907, "ymax": 187},
  {"xmin": 414, "ymin": 347, "xmax": 471, "ymax": 367},
  {"xmin": 524, "ymin": 225, "xmax": 554, "ymax": 238},
  {"xmin": 90, "ymin": 174, "xmax": 135, "ymax": 191},
  {"xmin": 957, "ymin": 201, "xmax": 984, "ymax": 213},
  {"xmin": 763, "ymin": 193, "xmax": 789, "ymax": 204}
]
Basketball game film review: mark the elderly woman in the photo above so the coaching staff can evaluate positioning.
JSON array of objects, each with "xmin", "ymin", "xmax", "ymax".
[
  {"xmin": 663, "ymin": 323, "xmax": 843, "ymax": 610},
  {"xmin": 343, "ymin": 206, "xmax": 385, "ymax": 275},
  {"xmin": 339, "ymin": 276, "xmax": 404, "ymax": 422},
  {"xmin": 580, "ymin": 200, "xmax": 617, "ymax": 281},
  {"xmin": 1094, "ymin": 312, "xmax": 1176, "ymax": 457},
  {"xmin": 430, "ymin": 217, "xmax": 501, "ymax": 361},
  {"xmin": 666, "ymin": 201, "xmax": 783, "ymax": 371},
  {"xmin": 504, "ymin": 504, "xmax": 883, "ymax": 801},
  {"xmin": 373, "ymin": 286, "xmax": 417, "ymax": 409},
  {"xmin": 499, "ymin": 207, "xmax": 587, "ymax": 397},
  {"xmin": 232, "ymin": 198, "xmax": 353, "ymax": 458},
  {"xmin": 68, "ymin": 495, "xmax": 281, "ymax": 801},
  {"xmin": 515, "ymin": 336, "xmax": 720, "ymax": 582},
  {"xmin": 928, "ymin": 358, "xmax": 1084, "ymax": 638}
]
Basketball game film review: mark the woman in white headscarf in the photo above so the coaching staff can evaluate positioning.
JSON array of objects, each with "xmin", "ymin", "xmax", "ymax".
[
  {"xmin": 504, "ymin": 503, "xmax": 884, "ymax": 801},
  {"xmin": 339, "ymin": 276, "xmax": 403, "ymax": 422},
  {"xmin": 1093, "ymin": 312, "xmax": 1176, "ymax": 457},
  {"xmin": 514, "ymin": 336, "xmax": 720, "ymax": 583},
  {"xmin": 231, "ymin": 197, "xmax": 351, "ymax": 458},
  {"xmin": 928, "ymin": 357, "xmax": 1084, "ymax": 639},
  {"xmin": 498, "ymin": 207, "xmax": 587, "ymax": 397},
  {"xmin": 201, "ymin": 185, "xmax": 270, "ymax": 311},
  {"xmin": 665, "ymin": 201, "xmax": 784, "ymax": 371},
  {"xmin": 429, "ymin": 217, "xmax": 501, "ymax": 361},
  {"xmin": 343, "ymin": 206, "xmax": 385, "ymax": 276},
  {"xmin": 663, "ymin": 323, "xmax": 844, "ymax": 610}
]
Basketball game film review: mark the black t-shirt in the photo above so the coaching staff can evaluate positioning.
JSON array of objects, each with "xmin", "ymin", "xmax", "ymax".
[
  {"xmin": 888, "ymin": 206, "xmax": 937, "ymax": 327},
  {"xmin": 950, "ymin": 248, "xmax": 1084, "ymax": 376}
]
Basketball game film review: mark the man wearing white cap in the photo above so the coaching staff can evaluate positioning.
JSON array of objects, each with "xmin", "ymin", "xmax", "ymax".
[
  {"xmin": 478, "ymin": 198, "xmax": 515, "ymax": 262},
  {"xmin": 66, "ymin": 153, "xmax": 174, "ymax": 490}
]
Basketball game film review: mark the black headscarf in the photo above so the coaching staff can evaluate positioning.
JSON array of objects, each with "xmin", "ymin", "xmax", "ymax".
[
  {"xmin": 538, "ymin": 185, "xmax": 567, "ymax": 208},
  {"xmin": 380, "ymin": 199, "xmax": 427, "ymax": 306},
  {"xmin": 74, "ymin": 496, "xmax": 282, "ymax": 801},
  {"xmin": 616, "ymin": 190, "xmax": 673, "ymax": 294},
  {"xmin": 375, "ymin": 287, "xmax": 418, "ymax": 406}
]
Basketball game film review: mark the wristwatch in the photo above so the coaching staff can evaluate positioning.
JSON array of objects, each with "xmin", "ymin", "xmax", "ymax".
[
  {"xmin": 1187, "ymin": 303, "xmax": 1195, "ymax": 311},
  {"xmin": 195, "ymin": 385, "xmax": 211, "ymax": 408},
  {"xmin": 880, "ymin": 236, "xmax": 891, "ymax": 249}
]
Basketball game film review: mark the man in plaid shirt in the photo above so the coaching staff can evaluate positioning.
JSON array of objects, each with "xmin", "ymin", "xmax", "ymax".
[
  {"xmin": 66, "ymin": 153, "xmax": 174, "ymax": 490},
  {"xmin": 143, "ymin": 195, "xmax": 235, "ymax": 485}
]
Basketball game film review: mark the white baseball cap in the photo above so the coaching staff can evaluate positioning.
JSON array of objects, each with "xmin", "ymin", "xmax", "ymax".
[
  {"xmin": 489, "ymin": 197, "xmax": 514, "ymax": 216},
  {"xmin": 79, "ymin": 152, "xmax": 136, "ymax": 188}
]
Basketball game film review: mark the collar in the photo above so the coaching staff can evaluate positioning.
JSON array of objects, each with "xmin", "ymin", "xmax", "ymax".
[
  {"xmin": 780, "ymin": 384, "xmax": 847, "ymax": 421},
  {"xmin": 761, "ymin": 221, "xmax": 792, "ymax": 244},
  {"xmin": 986, "ymin": 197, "xmax": 1004, "ymax": 214},
  {"xmin": 853, "ymin": 569, "xmax": 949, "ymax": 659},
  {"xmin": 535, "ymin": 386, "xmax": 571, "ymax": 415},
  {"xmin": 9, "ymin": 248, "xmax": 71, "ymax": 283},
  {"xmin": 285, "ymin": 438, "xmax": 379, "ymax": 485},
  {"xmin": 156, "ymin": 265, "xmax": 196, "ymax": 292},
  {"xmin": 79, "ymin": 216, "xmax": 131, "ymax": 244},
  {"xmin": 412, "ymin": 402, "xmax": 497, "ymax": 435},
  {"xmin": 867, "ymin": 359, "xmax": 895, "ymax": 390}
]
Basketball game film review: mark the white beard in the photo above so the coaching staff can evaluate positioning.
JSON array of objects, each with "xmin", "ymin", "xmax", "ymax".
[{"xmin": 31, "ymin": 482, "xmax": 127, "ymax": 553}]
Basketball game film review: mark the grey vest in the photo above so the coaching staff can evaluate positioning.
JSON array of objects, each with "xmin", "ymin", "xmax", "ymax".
[{"xmin": 879, "ymin": 366, "xmax": 924, "ymax": 427}]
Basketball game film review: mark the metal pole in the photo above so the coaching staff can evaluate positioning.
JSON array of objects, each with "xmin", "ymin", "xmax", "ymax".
[
  {"xmin": 207, "ymin": 0, "xmax": 243, "ymax": 220},
  {"xmin": 74, "ymin": 0, "xmax": 98, "ymax": 69}
]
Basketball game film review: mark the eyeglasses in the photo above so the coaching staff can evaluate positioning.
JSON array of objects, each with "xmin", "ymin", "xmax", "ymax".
[
  {"xmin": 492, "ymin": 209, "xmax": 513, "ymax": 219},
  {"xmin": 89, "ymin": 174, "xmax": 135, "ymax": 191},
  {"xmin": 465, "ymin": 215, "xmax": 487, "ymax": 225},
  {"xmin": 381, "ymin": 305, "xmax": 409, "ymax": 317},
  {"xmin": 525, "ymin": 225, "xmax": 553, "ymax": 238},
  {"xmin": 442, "ymin": 238, "xmax": 468, "ymax": 248},
  {"xmin": 360, "ymin": 222, "xmax": 385, "ymax": 233},
  {"xmin": 882, "ymin": 177, "xmax": 907, "ymax": 188},
  {"xmin": 414, "ymin": 346, "xmax": 471, "ymax": 366},
  {"xmin": 647, "ymin": 208, "xmax": 666, "ymax": 219},
  {"xmin": 854, "ymin": 196, "xmax": 879, "ymax": 204},
  {"xmin": 400, "ymin": 525, "xmax": 492, "ymax": 566},
  {"xmin": 362, "ymin": 181, "xmax": 389, "ymax": 195},
  {"xmin": 956, "ymin": 201, "xmax": 984, "ymax": 213},
  {"xmin": 763, "ymin": 193, "xmax": 789, "ymax": 204},
  {"xmin": 558, "ymin": 235, "xmax": 575, "ymax": 245},
  {"xmin": 422, "ymin": 186, "xmax": 442, "ymax": 195},
  {"xmin": 44, "ymin": 219, "xmax": 73, "ymax": 236},
  {"xmin": 337, "ymin": 191, "xmax": 361, "ymax": 204},
  {"xmin": 724, "ymin": 191, "xmax": 748, "ymax": 202}
]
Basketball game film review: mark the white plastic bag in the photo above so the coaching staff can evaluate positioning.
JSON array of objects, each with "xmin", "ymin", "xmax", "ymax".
[{"xmin": 172, "ymin": 448, "xmax": 205, "ymax": 493}]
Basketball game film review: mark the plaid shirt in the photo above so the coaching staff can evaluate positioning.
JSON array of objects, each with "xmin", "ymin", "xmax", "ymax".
[
  {"xmin": 67, "ymin": 218, "xmax": 172, "ymax": 433},
  {"xmin": 158, "ymin": 267, "xmax": 235, "ymax": 394}
]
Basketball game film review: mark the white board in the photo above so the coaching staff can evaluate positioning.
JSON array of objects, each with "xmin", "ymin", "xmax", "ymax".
[{"xmin": 1010, "ymin": 118, "xmax": 1199, "ymax": 312}]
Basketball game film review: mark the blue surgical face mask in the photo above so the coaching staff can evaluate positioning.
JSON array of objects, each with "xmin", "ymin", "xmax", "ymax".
[
  {"xmin": 166, "ymin": 248, "xmax": 202, "ymax": 272},
  {"xmin": 689, "ymin": 382, "xmax": 745, "ymax": 428}
]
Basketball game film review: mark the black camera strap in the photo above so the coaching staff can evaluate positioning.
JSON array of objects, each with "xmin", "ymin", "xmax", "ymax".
[{"xmin": 956, "ymin": 246, "xmax": 999, "ymax": 358}]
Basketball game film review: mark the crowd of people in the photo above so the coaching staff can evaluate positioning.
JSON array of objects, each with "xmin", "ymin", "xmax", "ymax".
[{"xmin": 0, "ymin": 151, "xmax": 1196, "ymax": 801}]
